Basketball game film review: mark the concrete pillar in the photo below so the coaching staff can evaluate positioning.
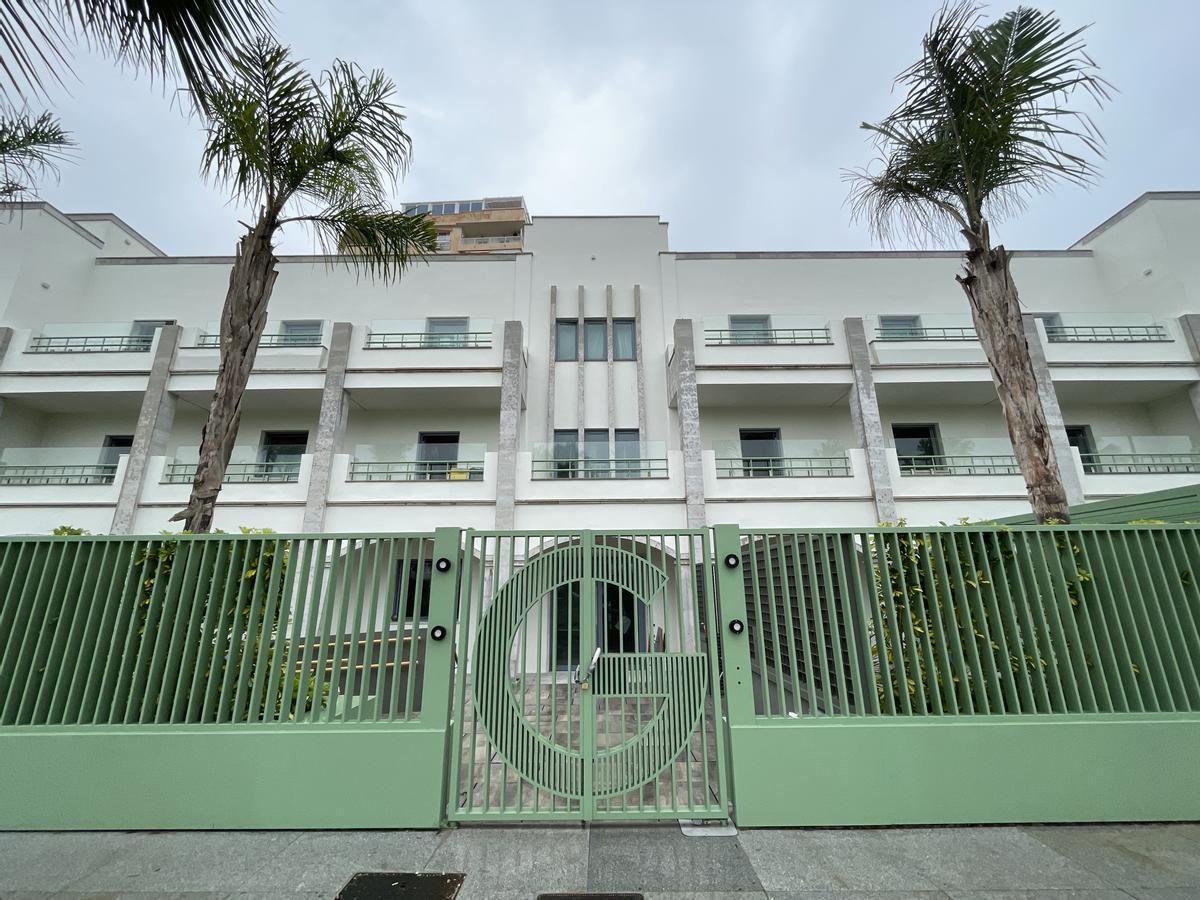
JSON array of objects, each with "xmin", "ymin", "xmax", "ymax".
[
  {"xmin": 670, "ymin": 319, "xmax": 706, "ymax": 528},
  {"xmin": 1021, "ymin": 314, "xmax": 1086, "ymax": 506},
  {"xmin": 301, "ymin": 322, "xmax": 353, "ymax": 533},
  {"xmin": 494, "ymin": 321, "xmax": 526, "ymax": 530},
  {"xmin": 844, "ymin": 317, "xmax": 897, "ymax": 524},
  {"xmin": 111, "ymin": 324, "xmax": 181, "ymax": 534},
  {"xmin": 634, "ymin": 285, "xmax": 647, "ymax": 440},
  {"xmin": 605, "ymin": 284, "xmax": 615, "ymax": 441},
  {"xmin": 576, "ymin": 285, "xmax": 585, "ymax": 438},
  {"xmin": 545, "ymin": 286, "xmax": 557, "ymax": 443}
]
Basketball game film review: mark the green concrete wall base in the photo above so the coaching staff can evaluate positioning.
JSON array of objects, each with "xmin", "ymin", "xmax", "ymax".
[
  {"xmin": 728, "ymin": 714, "xmax": 1200, "ymax": 827},
  {"xmin": 0, "ymin": 725, "xmax": 448, "ymax": 830}
]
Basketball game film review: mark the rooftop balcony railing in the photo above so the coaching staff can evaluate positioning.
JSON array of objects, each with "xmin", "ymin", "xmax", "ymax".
[
  {"xmin": 704, "ymin": 328, "xmax": 832, "ymax": 346},
  {"xmin": 26, "ymin": 334, "xmax": 153, "ymax": 353},
  {"xmin": 363, "ymin": 330, "xmax": 492, "ymax": 349},
  {"xmin": 458, "ymin": 234, "xmax": 521, "ymax": 247},
  {"xmin": 1044, "ymin": 324, "xmax": 1169, "ymax": 343},
  {"xmin": 194, "ymin": 332, "xmax": 323, "ymax": 348},
  {"xmin": 348, "ymin": 444, "xmax": 487, "ymax": 482},
  {"xmin": 403, "ymin": 196, "xmax": 525, "ymax": 215},
  {"xmin": 532, "ymin": 441, "xmax": 668, "ymax": 480},
  {"xmin": 875, "ymin": 326, "xmax": 978, "ymax": 341},
  {"xmin": 0, "ymin": 447, "xmax": 120, "ymax": 485},
  {"xmin": 162, "ymin": 447, "xmax": 305, "ymax": 484},
  {"xmin": 898, "ymin": 454, "xmax": 1021, "ymax": 476},
  {"xmin": 713, "ymin": 440, "xmax": 852, "ymax": 477}
]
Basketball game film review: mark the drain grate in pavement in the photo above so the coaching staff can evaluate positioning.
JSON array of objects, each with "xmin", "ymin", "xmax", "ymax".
[{"xmin": 336, "ymin": 872, "xmax": 465, "ymax": 900}]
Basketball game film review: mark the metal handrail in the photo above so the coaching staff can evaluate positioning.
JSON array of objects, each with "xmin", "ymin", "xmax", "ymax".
[
  {"xmin": 875, "ymin": 326, "xmax": 977, "ymax": 341},
  {"xmin": 1044, "ymin": 324, "xmax": 1170, "ymax": 343},
  {"xmin": 364, "ymin": 331, "xmax": 492, "ymax": 349},
  {"xmin": 715, "ymin": 456, "xmax": 851, "ymax": 477},
  {"xmin": 459, "ymin": 235, "xmax": 521, "ymax": 246},
  {"xmin": 194, "ymin": 333, "xmax": 323, "ymax": 348},
  {"xmin": 898, "ymin": 454, "xmax": 1021, "ymax": 475},
  {"xmin": 704, "ymin": 328, "xmax": 833, "ymax": 346},
  {"xmin": 531, "ymin": 456, "xmax": 669, "ymax": 479},
  {"xmin": 162, "ymin": 460, "xmax": 301, "ymax": 484},
  {"xmin": 1080, "ymin": 452, "xmax": 1200, "ymax": 474},
  {"xmin": 0, "ymin": 464, "xmax": 118, "ymax": 485},
  {"xmin": 348, "ymin": 460, "xmax": 485, "ymax": 482},
  {"xmin": 26, "ymin": 335, "xmax": 153, "ymax": 353}
]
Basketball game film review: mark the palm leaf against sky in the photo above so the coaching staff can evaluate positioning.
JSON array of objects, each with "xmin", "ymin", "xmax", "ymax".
[
  {"xmin": 0, "ymin": 0, "xmax": 271, "ymax": 100},
  {"xmin": 0, "ymin": 108, "xmax": 71, "ymax": 199},
  {"xmin": 848, "ymin": 1, "xmax": 1110, "ymax": 246}
]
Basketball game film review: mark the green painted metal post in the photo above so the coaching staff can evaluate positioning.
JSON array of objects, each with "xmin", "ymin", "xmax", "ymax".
[
  {"xmin": 714, "ymin": 524, "xmax": 755, "ymax": 726},
  {"xmin": 425, "ymin": 526, "xmax": 462, "ymax": 824}
]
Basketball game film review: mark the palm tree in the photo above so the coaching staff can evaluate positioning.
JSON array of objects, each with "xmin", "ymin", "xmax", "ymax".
[
  {"xmin": 1, "ymin": 0, "xmax": 270, "ymax": 100},
  {"xmin": 0, "ymin": 108, "xmax": 71, "ymax": 199},
  {"xmin": 172, "ymin": 39, "xmax": 438, "ymax": 532},
  {"xmin": 848, "ymin": 2, "xmax": 1110, "ymax": 523}
]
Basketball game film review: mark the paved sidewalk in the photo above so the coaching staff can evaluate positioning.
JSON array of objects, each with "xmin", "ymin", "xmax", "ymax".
[{"xmin": 1, "ymin": 823, "xmax": 1198, "ymax": 900}]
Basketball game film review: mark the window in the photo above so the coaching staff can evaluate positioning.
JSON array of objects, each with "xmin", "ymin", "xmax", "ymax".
[
  {"xmin": 279, "ymin": 320, "xmax": 322, "ymax": 346},
  {"xmin": 425, "ymin": 317, "xmax": 469, "ymax": 348},
  {"xmin": 417, "ymin": 432, "xmax": 460, "ymax": 480},
  {"xmin": 259, "ymin": 432, "xmax": 307, "ymax": 480},
  {"xmin": 584, "ymin": 429, "xmax": 609, "ymax": 478},
  {"xmin": 99, "ymin": 435, "xmax": 134, "ymax": 466},
  {"xmin": 730, "ymin": 316, "xmax": 770, "ymax": 344},
  {"xmin": 552, "ymin": 582, "xmax": 582, "ymax": 670},
  {"xmin": 553, "ymin": 429, "xmax": 578, "ymax": 479},
  {"xmin": 1067, "ymin": 425, "xmax": 1098, "ymax": 473},
  {"xmin": 740, "ymin": 428, "xmax": 782, "ymax": 477},
  {"xmin": 615, "ymin": 429, "xmax": 641, "ymax": 477},
  {"xmin": 613, "ymin": 319, "xmax": 637, "ymax": 360},
  {"xmin": 391, "ymin": 558, "xmax": 432, "ymax": 623},
  {"xmin": 555, "ymin": 320, "xmax": 578, "ymax": 361},
  {"xmin": 879, "ymin": 315, "xmax": 922, "ymax": 339},
  {"xmin": 584, "ymin": 320, "xmax": 607, "ymax": 361},
  {"xmin": 893, "ymin": 424, "xmax": 942, "ymax": 471},
  {"xmin": 434, "ymin": 232, "xmax": 451, "ymax": 251}
]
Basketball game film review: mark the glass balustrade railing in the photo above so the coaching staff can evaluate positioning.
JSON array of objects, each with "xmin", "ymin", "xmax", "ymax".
[
  {"xmin": 0, "ymin": 447, "xmax": 121, "ymax": 485},
  {"xmin": 27, "ymin": 332, "xmax": 154, "ymax": 353},
  {"xmin": 701, "ymin": 315, "xmax": 832, "ymax": 346},
  {"xmin": 897, "ymin": 437, "xmax": 1019, "ymax": 475},
  {"xmin": 713, "ymin": 440, "xmax": 851, "ymax": 477},
  {"xmin": 364, "ymin": 318, "xmax": 493, "ymax": 349},
  {"xmin": 162, "ymin": 447, "xmax": 305, "ymax": 484},
  {"xmin": 194, "ymin": 331, "xmax": 323, "ymax": 348},
  {"xmin": 1080, "ymin": 435, "xmax": 1200, "ymax": 474},
  {"xmin": 532, "ymin": 441, "xmax": 668, "ymax": 479},
  {"xmin": 348, "ymin": 443, "xmax": 487, "ymax": 482}
]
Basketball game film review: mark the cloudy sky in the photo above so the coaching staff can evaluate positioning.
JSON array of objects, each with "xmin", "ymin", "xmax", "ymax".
[{"xmin": 24, "ymin": 0, "xmax": 1200, "ymax": 255}]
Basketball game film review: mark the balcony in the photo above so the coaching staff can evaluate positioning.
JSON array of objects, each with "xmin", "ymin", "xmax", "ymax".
[
  {"xmin": 1045, "ymin": 324, "xmax": 1170, "ymax": 343},
  {"xmin": 531, "ymin": 442, "xmax": 668, "ymax": 480},
  {"xmin": 347, "ymin": 443, "xmax": 487, "ymax": 482},
  {"xmin": 0, "ymin": 447, "xmax": 121, "ymax": 485},
  {"xmin": 875, "ymin": 326, "xmax": 977, "ymax": 341},
  {"xmin": 458, "ymin": 235, "xmax": 522, "ymax": 250},
  {"xmin": 868, "ymin": 315, "xmax": 987, "ymax": 367},
  {"xmin": 713, "ymin": 440, "xmax": 852, "ymax": 477},
  {"xmin": 162, "ymin": 447, "xmax": 305, "ymax": 484},
  {"xmin": 194, "ymin": 331, "xmax": 323, "ymax": 348},
  {"xmin": 704, "ymin": 327, "xmax": 832, "ymax": 346},
  {"xmin": 363, "ymin": 324, "xmax": 493, "ymax": 350},
  {"xmin": 26, "ymin": 334, "xmax": 153, "ymax": 353},
  {"xmin": 898, "ymin": 454, "xmax": 1021, "ymax": 476},
  {"xmin": 1080, "ymin": 452, "xmax": 1200, "ymax": 474}
]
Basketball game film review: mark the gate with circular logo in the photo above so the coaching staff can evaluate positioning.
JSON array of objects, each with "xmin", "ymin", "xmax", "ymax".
[{"xmin": 446, "ymin": 530, "xmax": 729, "ymax": 822}]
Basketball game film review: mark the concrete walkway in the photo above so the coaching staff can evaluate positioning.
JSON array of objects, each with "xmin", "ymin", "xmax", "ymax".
[{"xmin": 1, "ymin": 823, "xmax": 1198, "ymax": 900}]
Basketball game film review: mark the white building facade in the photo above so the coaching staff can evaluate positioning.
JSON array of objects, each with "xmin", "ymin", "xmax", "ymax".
[{"xmin": 1, "ymin": 191, "xmax": 1199, "ymax": 536}]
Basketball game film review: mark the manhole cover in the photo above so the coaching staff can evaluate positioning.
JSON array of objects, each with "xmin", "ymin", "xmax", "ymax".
[{"xmin": 336, "ymin": 872, "xmax": 464, "ymax": 900}]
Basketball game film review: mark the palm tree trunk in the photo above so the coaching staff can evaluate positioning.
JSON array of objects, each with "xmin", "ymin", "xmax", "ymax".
[
  {"xmin": 957, "ymin": 220, "xmax": 1071, "ymax": 524},
  {"xmin": 172, "ymin": 213, "xmax": 279, "ymax": 532}
]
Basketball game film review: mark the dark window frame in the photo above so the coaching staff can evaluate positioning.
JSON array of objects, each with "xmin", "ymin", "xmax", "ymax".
[
  {"xmin": 555, "ymin": 319, "xmax": 578, "ymax": 361},
  {"xmin": 583, "ymin": 319, "xmax": 608, "ymax": 361},
  {"xmin": 612, "ymin": 318, "xmax": 637, "ymax": 360}
]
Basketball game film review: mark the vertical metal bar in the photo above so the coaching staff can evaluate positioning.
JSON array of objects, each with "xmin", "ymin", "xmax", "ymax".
[
  {"xmin": 918, "ymin": 535, "xmax": 958, "ymax": 714},
  {"xmin": 899, "ymin": 532, "xmax": 946, "ymax": 716},
  {"xmin": 84, "ymin": 541, "xmax": 144, "ymax": 724},
  {"xmin": 1071, "ymin": 530, "xmax": 1129, "ymax": 712},
  {"xmin": 109, "ymin": 540, "xmax": 167, "ymax": 724},
  {"xmin": 1111, "ymin": 530, "xmax": 1175, "ymax": 711},
  {"xmin": 58, "ymin": 542, "xmax": 120, "ymax": 724},
  {"xmin": 867, "ymin": 531, "xmax": 911, "ymax": 714},
  {"xmin": 194, "ymin": 539, "xmax": 242, "ymax": 722},
  {"xmin": 1002, "ymin": 532, "xmax": 1056, "ymax": 713},
  {"xmin": 215, "ymin": 538, "xmax": 257, "ymax": 723},
  {"xmin": 1128, "ymin": 530, "xmax": 1195, "ymax": 708},
  {"xmin": 33, "ymin": 541, "xmax": 95, "ymax": 724},
  {"xmin": 340, "ymin": 536, "xmax": 372, "ymax": 722},
  {"xmin": 149, "ymin": 538, "xmax": 206, "ymax": 723},
  {"xmin": 1026, "ymin": 531, "xmax": 1084, "ymax": 713},
  {"xmin": 246, "ymin": 537, "xmax": 288, "ymax": 723},
  {"xmin": 1039, "ymin": 529, "xmax": 1098, "ymax": 712},
  {"xmin": 834, "ymin": 534, "xmax": 874, "ymax": 715},
  {"xmin": 1096, "ymin": 531, "xmax": 1156, "ymax": 711},
  {"xmin": 355, "ymin": 537, "xmax": 386, "ymax": 722},
  {"xmin": 885, "ymin": 531, "xmax": 926, "ymax": 714},
  {"xmin": 448, "ymin": 531, "xmax": 476, "ymax": 818},
  {"xmin": 853, "ymin": 533, "xmax": 889, "ymax": 715},
  {"xmin": 5, "ymin": 542, "xmax": 68, "ymax": 724},
  {"xmin": 968, "ymin": 531, "xmax": 1023, "ymax": 714},
  {"xmin": 266, "ymin": 537, "xmax": 306, "ymax": 724},
  {"xmin": 168, "ymin": 539, "xmax": 220, "ymax": 723}
]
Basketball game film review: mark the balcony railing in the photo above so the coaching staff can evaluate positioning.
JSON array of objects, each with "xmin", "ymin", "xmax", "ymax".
[
  {"xmin": 899, "ymin": 454, "xmax": 1021, "ymax": 476},
  {"xmin": 875, "ymin": 326, "xmax": 977, "ymax": 341},
  {"xmin": 162, "ymin": 460, "xmax": 301, "ymax": 484},
  {"xmin": 0, "ymin": 463, "xmax": 117, "ymax": 485},
  {"xmin": 26, "ymin": 334, "xmax": 153, "ymax": 353},
  {"xmin": 459, "ymin": 235, "xmax": 521, "ymax": 247},
  {"xmin": 704, "ymin": 328, "xmax": 832, "ymax": 346},
  {"xmin": 1045, "ymin": 324, "xmax": 1169, "ymax": 343},
  {"xmin": 364, "ymin": 331, "xmax": 491, "ymax": 349},
  {"xmin": 532, "ymin": 442, "xmax": 667, "ymax": 480},
  {"xmin": 348, "ymin": 459, "xmax": 485, "ymax": 482},
  {"xmin": 715, "ymin": 455, "xmax": 851, "ymax": 478},
  {"xmin": 1080, "ymin": 452, "xmax": 1200, "ymax": 475},
  {"xmin": 195, "ymin": 332, "xmax": 322, "ymax": 348}
]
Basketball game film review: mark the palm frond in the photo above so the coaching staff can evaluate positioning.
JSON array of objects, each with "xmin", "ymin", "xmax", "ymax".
[
  {"xmin": 1, "ymin": 0, "xmax": 272, "ymax": 101},
  {"xmin": 282, "ymin": 204, "xmax": 438, "ymax": 284},
  {"xmin": 0, "ymin": 108, "xmax": 73, "ymax": 199},
  {"xmin": 847, "ymin": 1, "xmax": 1110, "ymax": 247}
]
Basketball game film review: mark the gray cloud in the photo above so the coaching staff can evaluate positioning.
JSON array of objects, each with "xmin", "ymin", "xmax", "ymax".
[{"xmin": 28, "ymin": 0, "xmax": 1200, "ymax": 255}]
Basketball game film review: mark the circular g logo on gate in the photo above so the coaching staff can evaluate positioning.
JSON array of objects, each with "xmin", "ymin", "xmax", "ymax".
[{"xmin": 471, "ymin": 542, "xmax": 708, "ymax": 800}]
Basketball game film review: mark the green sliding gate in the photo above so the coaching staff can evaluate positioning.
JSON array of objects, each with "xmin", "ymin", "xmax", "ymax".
[{"xmin": 447, "ymin": 530, "xmax": 729, "ymax": 822}]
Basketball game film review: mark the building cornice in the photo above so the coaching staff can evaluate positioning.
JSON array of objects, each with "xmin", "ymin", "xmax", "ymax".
[
  {"xmin": 67, "ymin": 212, "xmax": 168, "ymax": 257},
  {"xmin": 1, "ymin": 202, "xmax": 104, "ymax": 249},
  {"xmin": 1071, "ymin": 191, "xmax": 1200, "ymax": 248}
]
